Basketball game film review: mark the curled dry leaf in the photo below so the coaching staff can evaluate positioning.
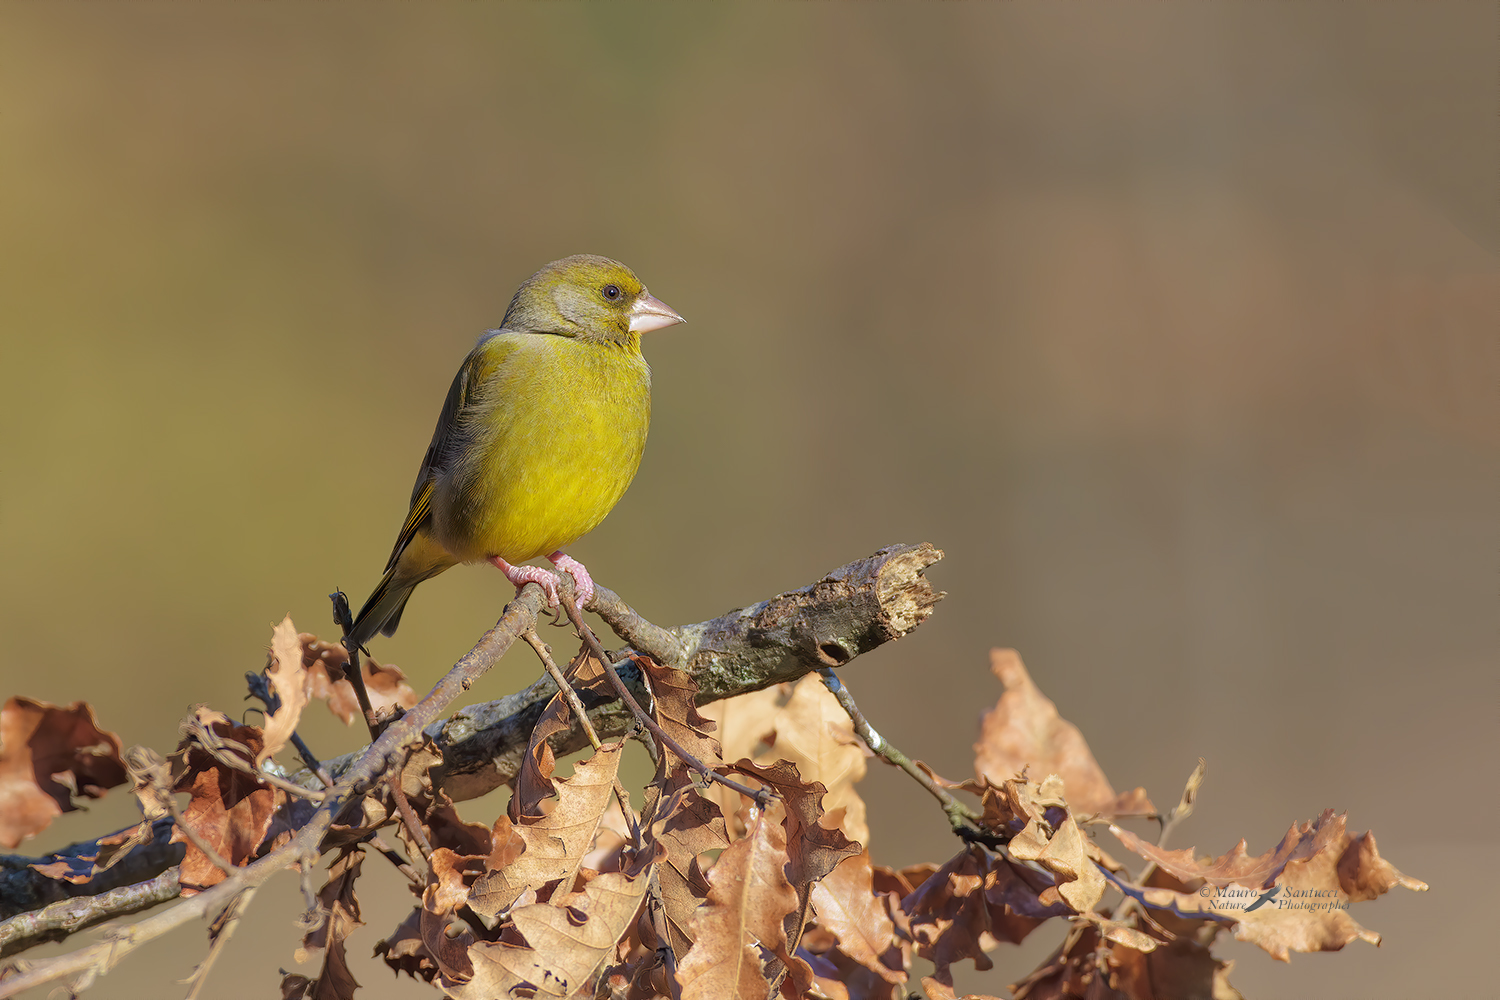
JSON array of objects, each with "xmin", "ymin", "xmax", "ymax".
[
  {"xmin": 1111, "ymin": 810, "xmax": 1426, "ymax": 962},
  {"xmin": 699, "ymin": 674, "xmax": 869, "ymax": 845},
  {"xmin": 1010, "ymin": 924, "xmax": 1241, "ymax": 1000},
  {"xmin": 467, "ymin": 743, "xmax": 626, "ymax": 919},
  {"xmin": 259, "ymin": 615, "xmax": 312, "ymax": 768},
  {"xmin": 0, "ymin": 696, "xmax": 127, "ymax": 849},
  {"xmin": 807, "ymin": 850, "xmax": 905, "ymax": 986},
  {"xmin": 1007, "ymin": 814, "xmax": 1106, "ymax": 913},
  {"xmin": 460, "ymin": 843, "xmax": 664, "ymax": 1000},
  {"xmin": 170, "ymin": 708, "xmax": 309, "ymax": 892},
  {"xmin": 676, "ymin": 803, "xmax": 805, "ymax": 1000},
  {"xmin": 639, "ymin": 656, "xmax": 725, "ymax": 773},
  {"xmin": 283, "ymin": 846, "xmax": 365, "ymax": 1000},
  {"xmin": 299, "ymin": 633, "xmax": 418, "ymax": 726},
  {"xmin": 647, "ymin": 771, "xmax": 731, "ymax": 955},
  {"xmin": 974, "ymin": 649, "xmax": 1152, "ymax": 817},
  {"xmin": 903, "ymin": 845, "xmax": 1072, "ymax": 990}
]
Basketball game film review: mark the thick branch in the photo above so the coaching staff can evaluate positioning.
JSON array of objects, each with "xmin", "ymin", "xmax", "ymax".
[
  {"xmin": 0, "ymin": 582, "xmax": 551, "ymax": 998},
  {"xmin": 314, "ymin": 542, "xmax": 944, "ymax": 802},
  {"xmin": 0, "ymin": 543, "xmax": 943, "ymax": 976}
]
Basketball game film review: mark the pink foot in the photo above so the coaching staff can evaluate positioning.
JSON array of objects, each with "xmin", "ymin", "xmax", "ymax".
[
  {"xmin": 487, "ymin": 555, "xmax": 564, "ymax": 607},
  {"xmin": 548, "ymin": 551, "xmax": 594, "ymax": 609}
]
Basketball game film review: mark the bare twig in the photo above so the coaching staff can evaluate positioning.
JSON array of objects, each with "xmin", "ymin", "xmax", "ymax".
[
  {"xmin": 0, "ymin": 869, "xmax": 180, "ymax": 958},
  {"xmin": 389, "ymin": 778, "xmax": 434, "ymax": 864},
  {"xmin": 559, "ymin": 590, "xmax": 770, "ymax": 804},
  {"xmin": 818, "ymin": 667, "xmax": 981, "ymax": 833},
  {"xmin": 522, "ymin": 629, "xmax": 642, "ymax": 847},
  {"xmin": 181, "ymin": 886, "xmax": 257, "ymax": 1000},
  {"xmin": 330, "ymin": 589, "xmax": 383, "ymax": 740},
  {"xmin": 0, "ymin": 582, "xmax": 554, "ymax": 998},
  {"xmin": 0, "ymin": 544, "xmax": 945, "ymax": 978}
]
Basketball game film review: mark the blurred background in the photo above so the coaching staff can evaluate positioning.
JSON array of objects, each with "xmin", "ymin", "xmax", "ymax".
[{"xmin": 1, "ymin": 4, "xmax": 1494, "ymax": 998}]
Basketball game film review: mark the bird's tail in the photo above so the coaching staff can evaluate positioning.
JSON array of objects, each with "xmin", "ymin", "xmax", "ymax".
[
  {"xmin": 345, "ymin": 568, "xmax": 415, "ymax": 651},
  {"xmin": 345, "ymin": 535, "xmax": 457, "ymax": 651}
]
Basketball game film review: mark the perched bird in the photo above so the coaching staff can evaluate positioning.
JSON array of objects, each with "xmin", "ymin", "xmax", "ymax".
[{"xmin": 345, "ymin": 254, "xmax": 683, "ymax": 651}]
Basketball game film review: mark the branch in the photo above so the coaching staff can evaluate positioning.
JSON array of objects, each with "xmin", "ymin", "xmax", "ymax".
[
  {"xmin": 0, "ymin": 543, "xmax": 943, "ymax": 982},
  {"xmin": 0, "ymin": 581, "xmax": 554, "ymax": 997},
  {"xmin": 306, "ymin": 541, "xmax": 944, "ymax": 803}
]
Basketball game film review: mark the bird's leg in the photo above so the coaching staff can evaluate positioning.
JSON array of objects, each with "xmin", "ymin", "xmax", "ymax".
[
  {"xmin": 487, "ymin": 555, "xmax": 564, "ymax": 608},
  {"xmin": 547, "ymin": 551, "xmax": 595, "ymax": 609}
]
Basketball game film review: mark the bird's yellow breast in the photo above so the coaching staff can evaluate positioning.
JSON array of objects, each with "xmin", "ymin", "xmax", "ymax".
[{"xmin": 429, "ymin": 332, "xmax": 651, "ymax": 565}]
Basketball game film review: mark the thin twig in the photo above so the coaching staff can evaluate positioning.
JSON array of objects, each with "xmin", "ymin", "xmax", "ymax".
[
  {"xmin": 0, "ymin": 582, "xmax": 553, "ymax": 999},
  {"xmin": 523, "ymin": 629, "xmax": 643, "ymax": 847},
  {"xmin": 559, "ymin": 590, "xmax": 770, "ymax": 805},
  {"xmin": 818, "ymin": 667, "xmax": 981, "ymax": 831},
  {"xmin": 244, "ymin": 672, "xmax": 336, "ymax": 786},
  {"xmin": 189, "ymin": 722, "xmax": 326, "ymax": 802},
  {"xmin": 330, "ymin": 589, "xmax": 383, "ymax": 740},
  {"xmin": 182, "ymin": 886, "xmax": 257, "ymax": 1000},
  {"xmin": 366, "ymin": 835, "xmax": 423, "ymax": 887},
  {"xmin": 389, "ymin": 778, "xmax": 434, "ymax": 864},
  {"xmin": 164, "ymin": 798, "xmax": 235, "ymax": 877}
]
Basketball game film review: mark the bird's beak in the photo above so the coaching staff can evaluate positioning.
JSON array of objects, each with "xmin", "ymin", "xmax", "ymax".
[{"xmin": 628, "ymin": 292, "xmax": 686, "ymax": 333}]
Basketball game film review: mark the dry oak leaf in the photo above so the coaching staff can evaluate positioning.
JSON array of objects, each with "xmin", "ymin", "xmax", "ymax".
[
  {"xmin": 468, "ymin": 742, "xmax": 626, "ymax": 920},
  {"xmin": 170, "ymin": 708, "xmax": 304, "ymax": 892},
  {"xmin": 300, "ymin": 633, "xmax": 418, "ymax": 725},
  {"xmin": 456, "ymin": 843, "xmax": 664, "ymax": 1000},
  {"xmin": 639, "ymin": 657, "xmax": 725, "ymax": 773},
  {"xmin": 807, "ymin": 850, "xmax": 905, "ymax": 986},
  {"xmin": 1112, "ymin": 810, "xmax": 1426, "ymax": 962},
  {"xmin": 374, "ymin": 908, "xmax": 439, "ymax": 983},
  {"xmin": 260, "ymin": 615, "xmax": 312, "ymax": 767},
  {"xmin": 675, "ymin": 803, "xmax": 808, "ymax": 1000},
  {"xmin": 1009, "ymin": 924, "xmax": 1242, "ymax": 1000},
  {"xmin": 1007, "ymin": 813, "xmax": 1107, "ymax": 913},
  {"xmin": 975, "ymin": 649, "xmax": 1152, "ymax": 817},
  {"xmin": 0, "ymin": 696, "xmax": 127, "ymax": 849},
  {"xmin": 699, "ymin": 675, "xmax": 870, "ymax": 846},
  {"xmin": 646, "ymin": 771, "xmax": 731, "ymax": 956},
  {"xmin": 904, "ymin": 845, "xmax": 1072, "ymax": 988},
  {"xmin": 283, "ymin": 846, "xmax": 366, "ymax": 1000}
]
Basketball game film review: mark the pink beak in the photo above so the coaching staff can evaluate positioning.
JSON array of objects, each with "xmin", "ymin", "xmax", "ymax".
[{"xmin": 628, "ymin": 292, "xmax": 686, "ymax": 333}]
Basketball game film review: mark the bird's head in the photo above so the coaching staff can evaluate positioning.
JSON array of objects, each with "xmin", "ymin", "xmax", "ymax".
[{"xmin": 502, "ymin": 254, "xmax": 684, "ymax": 346}]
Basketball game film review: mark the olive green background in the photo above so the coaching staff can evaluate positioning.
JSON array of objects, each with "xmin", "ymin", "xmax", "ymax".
[{"xmin": 1, "ymin": 4, "xmax": 1494, "ymax": 998}]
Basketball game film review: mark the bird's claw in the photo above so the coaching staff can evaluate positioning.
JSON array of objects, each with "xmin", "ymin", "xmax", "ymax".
[{"xmin": 548, "ymin": 552, "xmax": 595, "ymax": 610}]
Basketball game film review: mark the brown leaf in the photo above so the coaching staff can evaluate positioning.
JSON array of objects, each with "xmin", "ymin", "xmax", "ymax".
[
  {"xmin": 260, "ymin": 615, "xmax": 313, "ymax": 768},
  {"xmin": 300, "ymin": 634, "xmax": 418, "ymax": 725},
  {"xmin": 676, "ymin": 804, "xmax": 801, "ymax": 1000},
  {"xmin": 0, "ymin": 696, "xmax": 127, "ymax": 849},
  {"xmin": 1113, "ymin": 811, "xmax": 1426, "ymax": 963},
  {"xmin": 1010, "ymin": 924, "xmax": 1242, "ymax": 1000},
  {"xmin": 808, "ymin": 850, "xmax": 905, "ymax": 985},
  {"xmin": 974, "ymin": 649, "xmax": 1152, "ymax": 817},
  {"xmin": 373, "ymin": 909, "xmax": 438, "ymax": 983},
  {"xmin": 699, "ymin": 676, "xmax": 870, "ymax": 845},
  {"xmin": 640, "ymin": 657, "xmax": 724, "ymax": 773},
  {"xmin": 170, "ymin": 709, "xmax": 306, "ymax": 892},
  {"xmin": 459, "ymin": 842, "xmax": 663, "ymax": 999},
  {"xmin": 648, "ymin": 771, "xmax": 731, "ymax": 955},
  {"xmin": 286, "ymin": 846, "xmax": 365, "ymax": 1000},
  {"xmin": 905, "ymin": 846, "xmax": 1072, "ymax": 988},
  {"xmin": 1007, "ymin": 814, "xmax": 1106, "ymax": 913},
  {"xmin": 468, "ymin": 743, "xmax": 626, "ymax": 919}
]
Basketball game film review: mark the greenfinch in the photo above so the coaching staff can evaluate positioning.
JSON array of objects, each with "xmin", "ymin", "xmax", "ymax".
[{"xmin": 345, "ymin": 254, "xmax": 683, "ymax": 650}]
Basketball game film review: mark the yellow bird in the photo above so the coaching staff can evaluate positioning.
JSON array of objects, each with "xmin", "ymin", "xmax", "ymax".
[{"xmin": 346, "ymin": 254, "xmax": 683, "ymax": 650}]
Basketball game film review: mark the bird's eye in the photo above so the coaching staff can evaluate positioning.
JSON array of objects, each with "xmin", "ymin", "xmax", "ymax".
[{"xmin": 602, "ymin": 284, "xmax": 621, "ymax": 301}]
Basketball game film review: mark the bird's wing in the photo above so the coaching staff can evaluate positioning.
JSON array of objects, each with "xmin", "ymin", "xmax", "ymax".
[{"xmin": 382, "ymin": 333, "xmax": 513, "ymax": 572}]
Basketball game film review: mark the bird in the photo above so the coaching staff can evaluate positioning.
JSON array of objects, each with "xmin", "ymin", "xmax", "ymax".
[{"xmin": 344, "ymin": 254, "xmax": 684, "ymax": 652}]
